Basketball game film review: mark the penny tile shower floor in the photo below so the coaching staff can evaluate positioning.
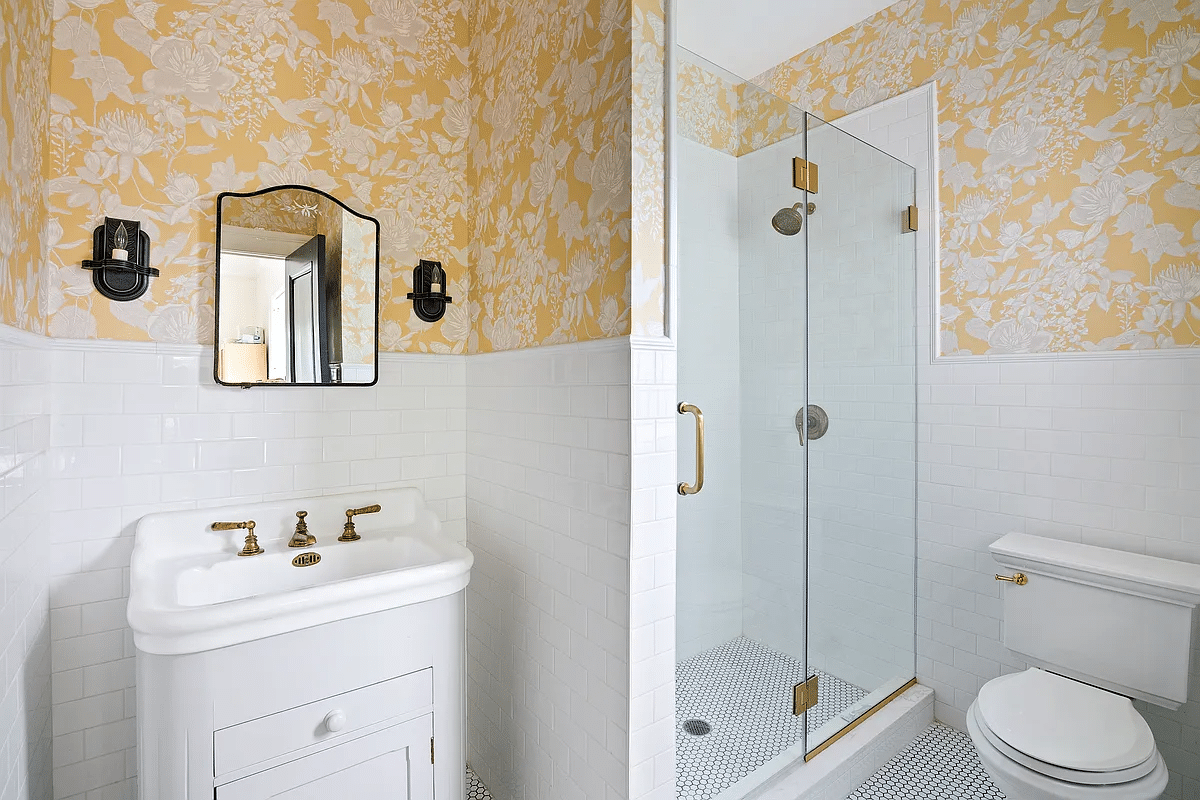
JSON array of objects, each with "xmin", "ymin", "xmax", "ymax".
[
  {"xmin": 466, "ymin": 766, "xmax": 493, "ymax": 800},
  {"xmin": 676, "ymin": 637, "xmax": 867, "ymax": 800},
  {"xmin": 848, "ymin": 723, "xmax": 1005, "ymax": 799}
]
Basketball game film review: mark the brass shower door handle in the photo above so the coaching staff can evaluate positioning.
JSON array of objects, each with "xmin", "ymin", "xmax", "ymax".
[{"xmin": 678, "ymin": 402, "xmax": 705, "ymax": 496}]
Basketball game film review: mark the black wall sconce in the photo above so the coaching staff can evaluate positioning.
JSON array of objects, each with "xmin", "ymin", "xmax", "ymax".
[
  {"xmin": 81, "ymin": 217, "xmax": 158, "ymax": 301},
  {"xmin": 407, "ymin": 259, "xmax": 453, "ymax": 322}
]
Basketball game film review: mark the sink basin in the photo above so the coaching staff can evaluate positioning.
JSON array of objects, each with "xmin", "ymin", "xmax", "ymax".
[{"xmin": 127, "ymin": 488, "xmax": 473, "ymax": 655}]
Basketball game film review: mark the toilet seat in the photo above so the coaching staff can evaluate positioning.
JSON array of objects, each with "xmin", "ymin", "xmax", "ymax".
[{"xmin": 974, "ymin": 668, "xmax": 1157, "ymax": 785}]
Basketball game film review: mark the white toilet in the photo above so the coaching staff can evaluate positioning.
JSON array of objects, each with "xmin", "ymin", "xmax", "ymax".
[{"xmin": 967, "ymin": 533, "xmax": 1200, "ymax": 800}]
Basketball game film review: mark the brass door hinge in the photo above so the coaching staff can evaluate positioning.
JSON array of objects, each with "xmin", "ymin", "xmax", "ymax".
[
  {"xmin": 430, "ymin": 737, "xmax": 435, "ymax": 764},
  {"xmin": 904, "ymin": 205, "xmax": 919, "ymax": 233},
  {"xmin": 793, "ymin": 674, "xmax": 819, "ymax": 715},
  {"xmin": 793, "ymin": 158, "xmax": 819, "ymax": 194}
]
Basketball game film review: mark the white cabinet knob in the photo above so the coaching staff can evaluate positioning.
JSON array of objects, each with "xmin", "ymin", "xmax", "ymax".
[{"xmin": 323, "ymin": 710, "xmax": 347, "ymax": 733}]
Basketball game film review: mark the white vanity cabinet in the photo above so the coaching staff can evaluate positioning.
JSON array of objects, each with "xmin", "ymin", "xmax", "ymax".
[
  {"xmin": 138, "ymin": 595, "xmax": 464, "ymax": 799},
  {"xmin": 128, "ymin": 489, "xmax": 472, "ymax": 800}
]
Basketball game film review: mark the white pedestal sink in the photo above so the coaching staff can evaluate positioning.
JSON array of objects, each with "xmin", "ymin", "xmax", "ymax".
[{"xmin": 127, "ymin": 488, "xmax": 473, "ymax": 800}]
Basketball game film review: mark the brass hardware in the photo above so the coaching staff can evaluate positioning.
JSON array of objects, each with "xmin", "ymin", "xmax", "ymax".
[
  {"xmin": 996, "ymin": 572, "xmax": 1028, "ymax": 586},
  {"xmin": 430, "ymin": 737, "xmax": 435, "ymax": 764},
  {"xmin": 904, "ymin": 205, "xmax": 919, "ymax": 233},
  {"xmin": 793, "ymin": 674, "xmax": 819, "ymax": 715},
  {"xmin": 288, "ymin": 510, "xmax": 316, "ymax": 547},
  {"xmin": 793, "ymin": 157, "xmax": 819, "ymax": 193},
  {"xmin": 292, "ymin": 551, "xmax": 322, "ymax": 568},
  {"xmin": 339, "ymin": 504, "xmax": 382, "ymax": 542},
  {"xmin": 213, "ymin": 520, "xmax": 263, "ymax": 557},
  {"xmin": 677, "ymin": 402, "xmax": 705, "ymax": 496},
  {"xmin": 805, "ymin": 678, "xmax": 919, "ymax": 762}
]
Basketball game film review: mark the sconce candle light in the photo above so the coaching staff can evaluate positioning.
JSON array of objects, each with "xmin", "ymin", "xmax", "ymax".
[
  {"xmin": 81, "ymin": 217, "xmax": 159, "ymax": 301},
  {"xmin": 407, "ymin": 259, "xmax": 453, "ymax": 322}
]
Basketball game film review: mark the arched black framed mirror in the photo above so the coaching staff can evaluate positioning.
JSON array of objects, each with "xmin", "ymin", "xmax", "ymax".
[{"xmin": 214, "ymin": 186, "xmax": 380, "ymax": 387}]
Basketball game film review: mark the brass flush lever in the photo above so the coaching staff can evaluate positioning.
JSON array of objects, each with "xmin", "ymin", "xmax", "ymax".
[
  {"xmin": 212, "ymin": 520, "xmax": 263, "ymax": 557},
  {"xmin": 996, "ymin": 572, "xmax": 1028, "ymax": 586},
  {"xmin": 288, "ymin": 511, "xmax": 316, "ymax": 548},
  {"xmin": 339, "ymin": 504, "xmax": 382, "ymax": 542}
]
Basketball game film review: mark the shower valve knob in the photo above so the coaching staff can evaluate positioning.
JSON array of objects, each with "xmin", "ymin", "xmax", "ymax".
[{"xmin": 795, "ymin": 405, "xmax": 829, "ymax": 445}]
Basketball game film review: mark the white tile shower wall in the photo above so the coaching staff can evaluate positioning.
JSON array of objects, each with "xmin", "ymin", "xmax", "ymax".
[
  {"xmin": 801, "ymin": 117, "xmax": 920, "ymax": 693},
  {"xmin": 464, "ymin": 340, "xmax": 632, "ymax": 800},
  {"xmin": 675, "ymin": 138, "xmax": 742, "ymax": 662},
  {"xmin": 0, "ymin": 326, "xmax": 53, "ymax": 800},
  {"xmin": 629, "ymin": 338, "xmax": 677, "ymax": 800},
  {"xmin": 736, "ymin": 133, "xmax": 808, "ymax": 664},
  {"xmin": 46, "ymin": 344, "xmax": 466, "ymax": 800},
  {"xmin": 841, "ymin": 85, "xmax": 1200, "ymax": 797}
]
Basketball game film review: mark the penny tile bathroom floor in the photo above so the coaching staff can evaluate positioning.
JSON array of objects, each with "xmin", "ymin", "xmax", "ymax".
[
  {"xmin": 676, "ymin": 637, "xmax": 868, "ymax": 800},
  {"xmin": 466, "ymin": 766, "xmax": 493, "ymax": 800},
  {"xmin": 846, "ymin": 723, "xmax": 1005, "ymax": 799}
]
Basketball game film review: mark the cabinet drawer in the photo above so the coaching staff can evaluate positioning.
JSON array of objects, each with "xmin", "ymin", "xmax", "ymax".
[
  {"xmin": 216, "ymin": 714, "xmax": 433, "ymax": 799},
  {"xmin": 214, "ymin": 667, "xmax": 432, "ymax": 777}
]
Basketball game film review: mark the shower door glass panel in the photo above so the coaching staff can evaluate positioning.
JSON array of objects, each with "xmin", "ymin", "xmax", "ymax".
[
  {"xmin": 803, "ymin": 114, "xmax": 918, "ymax": 757},
  {"xmin": 674, "ymin": 48, "xmax": 814, "ymax": 800}
]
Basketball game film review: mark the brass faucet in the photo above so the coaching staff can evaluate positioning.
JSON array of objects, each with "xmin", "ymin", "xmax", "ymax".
[
  {"xmin": 212, "ymin": 520, "xmax": 263, "ymax": 556},
  {"xmin": 288, "ymin": 511, "xmax": 316, "ymax": 548},
  {"xmin": 338, "ymin": 504, "xmax": 381, "ymax": 542}
]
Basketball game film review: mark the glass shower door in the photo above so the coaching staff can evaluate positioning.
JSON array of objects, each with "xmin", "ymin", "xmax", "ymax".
[{"xmin": 802, "ymin": 114, "xmax": 918, "ymax": 758}]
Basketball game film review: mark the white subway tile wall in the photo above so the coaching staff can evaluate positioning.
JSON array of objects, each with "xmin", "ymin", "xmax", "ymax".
[
  {"xmin": 465, "ymin": 340, "xmax": 633, "ymax": 800},
  {"xmin": 0, "ymin": 328, "xmax": 53, "ymax": 800},
  {"xmin": 629, "ymin": 340, "xmax": 677, "ymax": 800},
  {"xmin": 47, "ymin": 345, "xmax": 466, "ymax": 800},
  {"xmin": 736, "ymin": 132, "xmax": 810, "ymax": 664},
  {"xmin": 675, "ymin": 138, "xmax": 743, "ymax": 662}
]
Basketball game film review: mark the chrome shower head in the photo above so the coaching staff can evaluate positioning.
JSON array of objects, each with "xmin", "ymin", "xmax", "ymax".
[{"xmin": 771, "ymin": 202, "xmax": 816, "ymax": 236}]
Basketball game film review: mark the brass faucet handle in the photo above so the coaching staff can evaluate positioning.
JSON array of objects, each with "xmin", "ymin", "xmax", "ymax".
[
  {"xmin": 289, "ymin": 510, "xmax": 316, "ymax": 548},
  {"xmin": 338, "ymin": 504, "xmax": 381, "ymax": 542},
  {"xmin": 211, "ymin": 520, "xmax": 263, "ymax": 557}
]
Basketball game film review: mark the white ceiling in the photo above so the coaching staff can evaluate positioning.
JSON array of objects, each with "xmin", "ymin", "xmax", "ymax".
[{"xmin": 676, "ymin": 0, "xmax": 899, "ymax": 80}]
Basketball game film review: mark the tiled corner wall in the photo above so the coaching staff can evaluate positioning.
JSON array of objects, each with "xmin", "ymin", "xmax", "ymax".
[
  {"xmin": 629, "ymin": 339, "xmax": 677, "ymax": 800},
  {"xmin": 0, "ymin": 328, "xmax": 53, "ymax": 800},
  {"xmin": 735, "ymin": 132, "xmax": 808, "ymax": 663},
  {"xmin": 46, "ymin": 345, "xmax": 467, "ymax": 800},
  {"xmin": 465, "ymin": 340, "xmax": 632, "ymax": 800},
  {"xmin": 674, "ymin": 138, "xmax": 742, "ymax": 663}
]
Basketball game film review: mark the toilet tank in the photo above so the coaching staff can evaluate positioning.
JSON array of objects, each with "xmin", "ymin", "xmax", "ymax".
[{"xmin": 991, "ymin": 533, "xmax": 1200, "ymax": 710}]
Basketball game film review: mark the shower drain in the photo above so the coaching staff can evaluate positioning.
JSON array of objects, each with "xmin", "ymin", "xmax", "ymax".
[{"xmin": 682, "ymin": 719, "xmax": 711, "ymax": 736}]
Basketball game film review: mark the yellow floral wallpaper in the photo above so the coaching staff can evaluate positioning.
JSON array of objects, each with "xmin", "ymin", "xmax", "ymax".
[
  {"xmin": 46, "ymin": 0, "xmax": 470, "ymax": 352},
  {"xmin": 676, "ymin": 54, "xmax": 738, "ymax": 156},
  {"xmin": 221, "ymin": 190, "xmax": 322, "ymax": 237},
  {"xmin": 746, "ymin": 0, "xmax": 1200, "ymax": 354},
  {"xmin": 342, "ymin": 211, "xmax": 376, "ymax": 364},
  {"xmin": 467, "ymin": 0, "xmax": 635, "ymax": 351},
  {"xmin": 631, "ymin": 0, "xmax": 667, "ymax": 338},
  {"xmin": 1, "ymin": 0, "xmax": 51, "ymax": 333}
]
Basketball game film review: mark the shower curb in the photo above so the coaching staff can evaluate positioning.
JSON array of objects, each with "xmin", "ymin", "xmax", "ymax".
[{"xmin": 740, "ymin": 684, "xmax": 934, "ymax": 800}]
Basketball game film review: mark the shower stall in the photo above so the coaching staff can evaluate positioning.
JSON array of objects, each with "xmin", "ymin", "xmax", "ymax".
[{"xmin": 673, "ymin": 51, "xmax": 918, "ymax": 799}]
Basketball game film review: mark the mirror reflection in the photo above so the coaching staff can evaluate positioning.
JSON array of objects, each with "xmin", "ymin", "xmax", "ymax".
[{"xmin": 215, "ymin": 186, "xmax": 379, "ymax": 386}]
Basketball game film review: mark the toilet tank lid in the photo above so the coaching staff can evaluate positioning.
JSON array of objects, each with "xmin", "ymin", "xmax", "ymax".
[{"xmin": 990, "ymin": 533, "xmax": 1200, "ymax": 605}]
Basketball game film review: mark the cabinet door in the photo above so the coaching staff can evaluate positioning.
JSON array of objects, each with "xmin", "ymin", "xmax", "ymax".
[{"xmin": 216, "ymin": 715, "xmax": 434, "ymax": 800}]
